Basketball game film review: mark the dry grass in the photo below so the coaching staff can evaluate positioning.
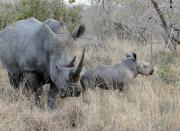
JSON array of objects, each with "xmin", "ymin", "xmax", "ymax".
[{"xmin": 0, "ymin": 39, "xmax": 180, "ymax": 131}]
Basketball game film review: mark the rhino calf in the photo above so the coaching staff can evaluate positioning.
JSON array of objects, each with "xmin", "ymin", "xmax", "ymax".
[{"xmin": 80, "ymin": 53, "xmax": 154, "ymax": 91}]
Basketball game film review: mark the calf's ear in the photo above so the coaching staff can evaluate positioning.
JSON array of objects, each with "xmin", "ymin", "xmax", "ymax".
[
  {"xmin": 72, "ymin": 24, "xmax": 85, "ymax": 39},
  {"xmin": 126, "ymin": 52, "xmax": 137, "ymax": 61},
  {"xmin": 126, "ymin": 52, "xmax": 136, "ymax": 59},
  {"xmin": 132, "ymin": 52, "xmax": 136, "ymax": 60}
]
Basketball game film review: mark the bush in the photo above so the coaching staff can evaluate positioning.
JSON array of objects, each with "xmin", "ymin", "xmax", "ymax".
[
  {"xmin": 157, "ymin": 52, "xmax": 179, "ymax": 85},
  {"xmin": 0, "ymin": 2, "xmax": 16, "ymax": 29},
  {"xmin": 0, "ymin": 0, "xmax": 82, "ymax": 31}
]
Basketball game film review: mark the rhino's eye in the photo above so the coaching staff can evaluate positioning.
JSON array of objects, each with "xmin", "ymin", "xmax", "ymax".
[{"xmin": 144, "ymin": 65, "xmax": 147, "ymax": 68}]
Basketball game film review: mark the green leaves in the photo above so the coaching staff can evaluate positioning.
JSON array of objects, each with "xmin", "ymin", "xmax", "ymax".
[
  {"xmin": 157, "ymin": 52, "xmax": 178, "ymax": 85},
  {"xmin": 69, "ymin": 0, "xmax": 76, "ymax": 4},
  {"xmin": 0, "ymin": 0, "xmax": 82, "ymax": 32}
]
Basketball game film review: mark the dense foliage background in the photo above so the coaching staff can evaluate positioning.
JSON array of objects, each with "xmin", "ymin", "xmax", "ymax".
[{"xmin": 0, "ymin": 0, "xmax": 82, "ymax": 31}]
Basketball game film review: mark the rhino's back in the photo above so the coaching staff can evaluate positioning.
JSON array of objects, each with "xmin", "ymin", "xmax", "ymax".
[
  {"xmin": 0, "ymin": 18, "xmax": 43, "ymax": 74},
  {"xmin": 115, "ymin": 60, "xmax": 137, "ymax": 82},
  {"xmin": 2, "ymin": 18, "xmax": 41, "ymax": 40},
  {"xmin": 0, "ymin": 18, "xmax": 42, "ymax": 52},
  {"xmin": 81, "ymin": 65, "xmax": 115, "ymax": 89}
]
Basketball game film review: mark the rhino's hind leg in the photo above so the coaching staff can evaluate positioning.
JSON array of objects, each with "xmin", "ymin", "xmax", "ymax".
[
  {"xmin": 48, "ymin": 82, "xmax": 58, "ymax": 109},
  {"xmin": 8, "ymin": 72, "xmax": 21, "ymax": 89},
  {"xmin": 23, "ymin": 71, "xmax": 43, "ymax": 104}
]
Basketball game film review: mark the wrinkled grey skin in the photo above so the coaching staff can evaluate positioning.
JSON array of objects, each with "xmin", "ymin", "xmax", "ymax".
[
  {"xmin": 0, "ymin": 18, "xmax": 85, "ymax": 109},
  {"xmin": 44, "ymin": 19, "xmax": 65, "ymax": 33},
  {"xmin": 80, "ymin": 53, "xmax": 154, "ymax": 91}
]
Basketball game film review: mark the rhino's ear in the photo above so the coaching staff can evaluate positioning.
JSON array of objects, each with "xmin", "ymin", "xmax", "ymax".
[
  {"xmin": 126, "ymin": 52, "xmax": 137, "ymax": 61},
  {"xmin": 72, "ymin": 24, "xmax": 85, "ymax": 39}
]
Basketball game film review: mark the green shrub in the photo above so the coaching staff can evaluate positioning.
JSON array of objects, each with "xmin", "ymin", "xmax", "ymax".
[
  {"xmin": 0, "ymin": 2, "xmax": 16, "ymax": 29},
  {"xmin": 157, "ymin": 52, "xmax": 178, "ymax": 85},
  {"xmin": 0, "ymin": 0, "xmax": 82, "ymax": 31}
]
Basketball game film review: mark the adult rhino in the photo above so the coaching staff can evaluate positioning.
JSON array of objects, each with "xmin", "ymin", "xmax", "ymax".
[
  {"xmin": 80, "ymin": 53, "xmax": 154, "ymax": 91},
  {"xmin": 0, "ymin": 18, "xmax": 85, "ymax": 108}
]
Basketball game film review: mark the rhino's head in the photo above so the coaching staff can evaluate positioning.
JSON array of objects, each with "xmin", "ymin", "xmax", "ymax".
[
  {"xmin": 126, "ymin": 53, "xmax": 154, "ymax": 76},
  {"xmin": 48, "ymin": 24, "xmax": 85, "ymax": 98}
]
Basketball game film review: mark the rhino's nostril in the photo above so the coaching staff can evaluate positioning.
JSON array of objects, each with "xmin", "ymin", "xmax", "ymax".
[
  {"xmin": 150, "ymin": 70, "xmax": 154, "ymax": 75},
  {"xmin": 75, "ymin": 90, "xmax": 81, "ymax": 97},
  {"xmin": 76, "ymin": 92, "xmax": 81, "ymax": 97}
]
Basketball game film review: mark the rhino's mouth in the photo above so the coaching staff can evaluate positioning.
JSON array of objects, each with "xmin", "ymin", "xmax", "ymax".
[
  {"xmin": 59, "ymin": 88, "xmax": 81, "ymax": 98},
  {"xmin": 149, "ymin": 69, "xmax": 154, "ymax": 75},
  {"xmin": 59, "ymin": 81, "xmax": 82, "ymax": 98}
]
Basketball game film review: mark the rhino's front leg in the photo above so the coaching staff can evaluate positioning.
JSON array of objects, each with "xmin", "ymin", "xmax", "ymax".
[
  {"xmin": 8, "ymin": 72, "xmax": 21, "ymax": 89},
  {"xmin": 23, "ymin": 71, "xmax": 43, "ymax": 104},
  {"xmin": 48, "ymin": 82, "xmax": 58, "ymax": 109}
]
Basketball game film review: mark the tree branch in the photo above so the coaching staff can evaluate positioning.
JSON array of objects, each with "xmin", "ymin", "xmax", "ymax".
[{"xmin": 151, "ymin": 0, "xmax": 180, "ymax": 45}]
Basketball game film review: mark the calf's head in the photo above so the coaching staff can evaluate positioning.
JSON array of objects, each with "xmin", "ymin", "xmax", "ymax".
[
  {"xmin": 126, "ymin": 52, "xmax": 154, "ymax": 76},
  {"xmin": 136, "ymin": 61, "xmax": 154, "ymax": 76}
]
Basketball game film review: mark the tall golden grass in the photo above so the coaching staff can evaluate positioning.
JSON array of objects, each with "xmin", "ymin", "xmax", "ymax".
[{"xmin": 0, "ymin": 39, "xmax": 179, "ymax": 131}]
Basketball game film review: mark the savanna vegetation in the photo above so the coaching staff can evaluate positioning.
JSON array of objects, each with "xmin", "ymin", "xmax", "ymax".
[
  {"xmin": 0, "ymin": 0, "xmax": 180, "ymax": 130},
  {"xmin": 0, "ymin": 0, "xmax": 81, "ymax": 31}
]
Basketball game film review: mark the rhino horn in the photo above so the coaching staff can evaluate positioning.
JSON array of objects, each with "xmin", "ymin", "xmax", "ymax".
[
  {"xmin": 72, "ymin": 48, "xmax": 85, "ymax": 81},
  {"xmin": 66, "ymin": 56, "xmax": 76, "ymax": 67}
]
